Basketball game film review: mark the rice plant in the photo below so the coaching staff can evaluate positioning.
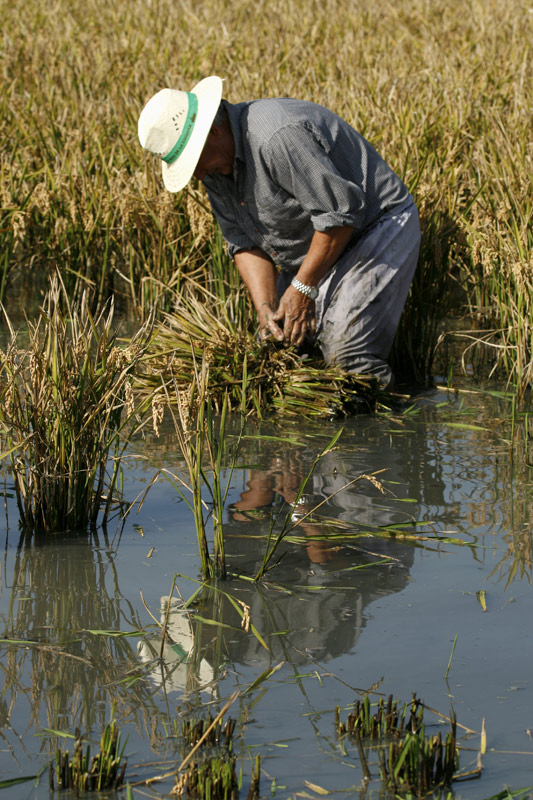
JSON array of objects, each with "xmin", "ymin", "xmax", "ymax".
[
  {"xmin": 335, "ymin": 693, "xmax": 424, "ymax": 741},
  {"xmin": 336, "ymin": 693, "xmax": 462, "ymax": 794},
  {"xmin": 0, "ymin": 275, "xmax": 153, "ymax": 533},
  {"xmin": 137, "ymin": 277, "xmax": 387, "ymax": 419},
  {"xmin": 378, "ymin": 717, "xmax": 459, "ymax": 795},
  {"xmin": 50, "ymin": 719, "xmax": 127, "ymax": 792},
  {"xmin": 181, "ymin": 714, "xmax": 236, "ymax": 750},
  {"xmin": 171, "ymin": 705, "xmax": 260, "ymax": 800},
  {"xmin": 174, "ymin": 756, "xmax": 240, "ymax": 800},
  {"xmin": 1, "ymin": 0, "xmax": 531, "ymax": 391},
  {"xmin": 158, "ymin": 351, "xmax": 248, "ymax": 579}
]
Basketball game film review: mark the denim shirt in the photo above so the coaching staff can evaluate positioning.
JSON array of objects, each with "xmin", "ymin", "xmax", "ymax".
[{"xmin": 203, "ymin": 98, "xmax": 410, "ymax": 272}]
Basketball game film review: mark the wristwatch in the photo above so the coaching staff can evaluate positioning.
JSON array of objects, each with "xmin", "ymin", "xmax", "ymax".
[{"xmin": 291, "ymin": 276, "xmax": 319, "ymax": 300}]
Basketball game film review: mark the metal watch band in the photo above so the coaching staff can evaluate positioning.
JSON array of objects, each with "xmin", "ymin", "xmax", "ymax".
[{"xmin": 290, "ymin": 276, "xmax": 318, "ymax": 299}]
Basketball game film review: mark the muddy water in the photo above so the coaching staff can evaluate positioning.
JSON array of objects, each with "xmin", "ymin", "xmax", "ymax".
[{"xmin": 1, "ymin": 388, "xmax": 533, "ymax": 798}]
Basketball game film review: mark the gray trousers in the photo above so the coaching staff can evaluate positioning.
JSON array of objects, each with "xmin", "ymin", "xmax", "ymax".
[{"xmin": 278, "ymin": 198, "xmax": 420, "ymax": 387}]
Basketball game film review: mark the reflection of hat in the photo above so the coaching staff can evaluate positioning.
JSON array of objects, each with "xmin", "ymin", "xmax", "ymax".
[
  {"xmin": 138, "ymin": 76, "xmax": 223, "ymax": 192},
  {"xmin": 138, "ymin": 597, "xmax": 213, "ymax": 694}
]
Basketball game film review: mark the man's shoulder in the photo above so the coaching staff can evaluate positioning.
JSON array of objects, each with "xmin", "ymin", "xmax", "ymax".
[
  {"xmin": 234, "ymin": 97, "xmax": 340, "ymax": 145},
  {"xmin": 244, "ymin": 97, "xmax": 331, "ymax": 124}
]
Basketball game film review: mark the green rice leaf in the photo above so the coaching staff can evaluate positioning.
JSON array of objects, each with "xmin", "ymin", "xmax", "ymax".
[
  {"xmin": 40, "ymin": 727, "xmax": 76, "ymax": 738},
  {"xmin": 0, "ymin": 637, "xmax": 40, "ymax": 645},
  {"xmin": 440, "ymin": 422, "xmax": 490, "ymax": 431},
  {"xmin": 85, "ymin": 629, "xmax": 144, "ymax": 637},
  {"xmin": 244, "ymin": 661, "xmax": 285, "ymax": 694},
  {"xmin": 0, "ymin": 775, "xmax": 39, "ymax": 789}
]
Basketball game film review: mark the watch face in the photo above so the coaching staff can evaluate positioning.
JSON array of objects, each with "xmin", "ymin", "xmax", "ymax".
[{"xmin": 309, "ymin": 286, "xmax": 319, "ymax": 300}]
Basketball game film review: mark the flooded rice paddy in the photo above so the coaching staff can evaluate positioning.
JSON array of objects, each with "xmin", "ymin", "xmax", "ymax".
[{"xmin": 1, "ymin": 387, "xmax": 533, "ymax": 798}]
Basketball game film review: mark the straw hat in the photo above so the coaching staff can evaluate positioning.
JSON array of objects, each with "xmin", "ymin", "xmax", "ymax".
[{"xmin": 138, "ymin": 76, "xmax": 223, "ymax": 192}]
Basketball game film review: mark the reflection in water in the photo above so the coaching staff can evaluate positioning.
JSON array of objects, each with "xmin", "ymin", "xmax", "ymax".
[
  {"xmin": 138, "ymin": 598, "xmax": 214, "ymax": 695},
  {"xmin": 1, "ymin": 394, "xmax": 533, "ymax": 796},
  {"xmin": 140, "ymin": 542, "xmax": 413, "ymax": 695},
  {"xmin": 138, "ymin": 442, "xmax": 421, "ymax": 693},
  {"xmin": 140, "ymin": 404, "xmax": 533, "ymax": 690},
  {"xmin": 0, "ymin": 531, "xmax": 158, "ymax": 758}
]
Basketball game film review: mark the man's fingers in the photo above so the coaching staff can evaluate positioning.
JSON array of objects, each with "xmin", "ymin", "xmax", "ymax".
[
  {"xmin": 288, "ymin": 320, "xmax": 307, "ymax": 347},
  {"xmin": 263, "ymin": 319, "xmax": 284, "ymax": 341},
  {"xmin": 269, "ymin": 319, "xmax": 284, "ymax": 340},
  {"xmin": 268, "ymin": 294, "xmax": 316, "ymax": 346},
  {"xmin": 282, "ymin": 316, "xmax": 315, "ymax": 346}
]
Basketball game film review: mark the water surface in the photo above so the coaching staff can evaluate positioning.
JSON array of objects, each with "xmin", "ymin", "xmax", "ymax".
[{"xmin": 1, "ymin": 388, "xmax": 533, "ymax": 798}]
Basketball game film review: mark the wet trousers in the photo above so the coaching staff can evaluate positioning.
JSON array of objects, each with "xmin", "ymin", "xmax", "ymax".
[{"xmin": 278, "ymin": 198, "xmax": 421, "ymax": 387}]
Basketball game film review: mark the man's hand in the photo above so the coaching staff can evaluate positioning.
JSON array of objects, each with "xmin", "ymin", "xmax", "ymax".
[
  {"xmin": 271, "ymin": 285, "xmax": 316, "ymax": 347},
  {"xmin": 234, "ymin": 228, "xmax": 353, "ymax": 348},
  {"xmin": 258, "ymin": 301, "xmax": 284, "ymax": 342}
]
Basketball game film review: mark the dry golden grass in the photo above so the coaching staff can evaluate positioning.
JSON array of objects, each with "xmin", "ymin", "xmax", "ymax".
[{"xmin": 1, "ymin": 0, "xmax": 531, "ymax": 388}]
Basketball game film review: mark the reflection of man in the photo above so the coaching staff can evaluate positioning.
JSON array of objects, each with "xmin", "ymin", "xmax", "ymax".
[
  {"xmin": 230, "ymin": 451, "xmax": 418, "ymax": 566},
  {"xmin": 138, "ymin": 77, "xmax": 421, "ymax": 387},
  {"xmin": 135, "ymin": 449, "xmax": 417, "ymax": 683},
  {"xmin": 231, "ymin": 455, "xmax": 335, "ymax": 565}
]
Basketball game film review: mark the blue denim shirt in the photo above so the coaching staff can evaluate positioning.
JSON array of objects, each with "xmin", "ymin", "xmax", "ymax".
[{"xmin": 203, "ymin": 98, "xmax": 410, "ymax": 272}]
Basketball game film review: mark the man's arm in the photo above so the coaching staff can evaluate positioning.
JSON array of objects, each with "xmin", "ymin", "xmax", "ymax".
[
  {"xmin": 234, "ymin": 248, "xmax": 284, "ymax": 341},
  {"xmin": 271, "ymin": 226, "xmax": 354, "ymax": 347}
]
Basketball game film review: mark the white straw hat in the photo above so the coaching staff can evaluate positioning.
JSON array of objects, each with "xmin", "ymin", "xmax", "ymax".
[{"xmin": 138, "ymin": 76, "xmax": 223, "ymax": 192}]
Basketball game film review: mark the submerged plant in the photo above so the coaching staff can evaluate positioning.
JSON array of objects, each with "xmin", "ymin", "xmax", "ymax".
[
  {"xmin": 50, "ymin": 719, "xmax": 127, "ymax": 792},
  {"xmin": 173, "ymin": 756, "xmax": 240, "ymax": 800},
  {"xmin": 335, "ymin": 693, "xmax": 424, "ymax": 741},
  {"xmin": 181, "ymin": 714, "xmax": 237, "ymax": 750},
  {"xmin": 173, "ymin": 711, "xmax": 240, "ymax": 800},
  {"xmin": 171, "ymin": 707, "xmax": 260, "ymax": 800},
  {"xmin": 378, "ymin": 716, "xmax": 459, "ymax": 794},
  {"xmin": 0, "ymin": 276, "xmax": 152, "ymax": 533},
  {"xmin": 336, "ymin": 693, "xmax": 461, "ymax": 794}
]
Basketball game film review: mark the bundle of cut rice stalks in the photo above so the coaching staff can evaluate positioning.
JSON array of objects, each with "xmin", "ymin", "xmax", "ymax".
[{"xmin": 137, "ymin": 286, "xmax": 390, "ymax": 418}]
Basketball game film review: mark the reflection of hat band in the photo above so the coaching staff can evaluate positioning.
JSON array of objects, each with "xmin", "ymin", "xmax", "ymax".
[{"xmin": 161, "ymin": 93, "xmax": 198, "ymax": 165}]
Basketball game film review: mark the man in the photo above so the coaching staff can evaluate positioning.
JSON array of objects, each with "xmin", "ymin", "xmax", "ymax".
[{"xmin": 138, "ymin": 76, "xmax": 420, "ymax": 387}]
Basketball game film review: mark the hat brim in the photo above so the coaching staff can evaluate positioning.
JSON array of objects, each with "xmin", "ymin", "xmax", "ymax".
[{"xmin": 161, "ymin": 76, "xmax": 223, "ymax": 193}]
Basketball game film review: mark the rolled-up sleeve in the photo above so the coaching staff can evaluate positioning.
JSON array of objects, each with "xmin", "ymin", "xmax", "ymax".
[{"xmin": 265, "ymin": 124, "xmax": 367, "ymax": 232}]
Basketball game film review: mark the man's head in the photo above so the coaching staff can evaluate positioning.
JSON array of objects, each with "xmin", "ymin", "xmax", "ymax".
[
  {"xmin": 193, "ymin": 104, "xmax": 235, "ymax": 181},
  {"xmin": 138, "ymin": 76, "xmax": 223, "ymax": 192}
]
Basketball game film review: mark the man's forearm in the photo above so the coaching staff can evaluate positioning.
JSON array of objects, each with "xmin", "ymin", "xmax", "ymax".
[
  {"xmin": 295, "ymin": 226, "xmax": 354, "ymax": 287},
  {"xmin": 234, "ymin": 248, "xmax": 278, "ymax": 314},
  {"xmin": 270, "ymin": 226, "xmax": 354, "ymax": 346}
]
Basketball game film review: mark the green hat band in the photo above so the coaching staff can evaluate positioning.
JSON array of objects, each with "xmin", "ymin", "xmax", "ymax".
[{"xmin": 162, "ymin": 93, "xmax": 199, "ymax": 165}]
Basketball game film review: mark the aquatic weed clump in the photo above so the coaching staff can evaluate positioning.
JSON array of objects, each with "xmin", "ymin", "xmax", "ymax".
[
  {"xmin": 50, "ymin": 719, "xmax": 127, "ymax": 792},
  {"xmin": 0, "ymin": 276, "xmax": 152, "ymax": 534},
  {"xmin": 336, "ymin": 694, "xmax": 460, "ymax": 795},
  {"xmin": 171, "ymin": 707, "xmax": 260, "ymax": 800},
  {"xmin": 174, "ymin": 756, "xmax": 240, "ymax": 800},
  {"xmin": 378, "ymin": 715, "xmax": 459, "ymax": 795},
  {"xmin": 336, "ymin": 693, "xmax": 424, "ymax": 740},
  {"xmin": 181, "ymin": 714, "xmax": 237, "ymax": 750}
]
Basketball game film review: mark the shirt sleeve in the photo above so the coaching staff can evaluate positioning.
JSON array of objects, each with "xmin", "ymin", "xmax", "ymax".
[
  {"xmin": 203, "ymin": 179, "xmax": 256, "ymax": 259},
  {"xmin": 265, "ymin": 123, "xmax": 367, "ymax": 232}
]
